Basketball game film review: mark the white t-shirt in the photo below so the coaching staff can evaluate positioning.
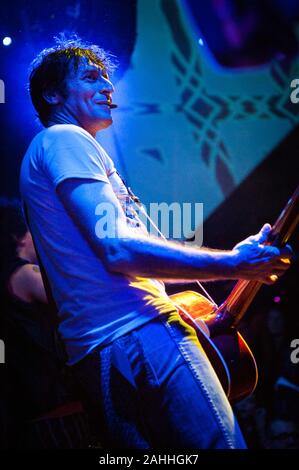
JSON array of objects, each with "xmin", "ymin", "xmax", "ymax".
[{"xmin": 20, "ymin": 124, "xmax": 176, "ymax": 364}]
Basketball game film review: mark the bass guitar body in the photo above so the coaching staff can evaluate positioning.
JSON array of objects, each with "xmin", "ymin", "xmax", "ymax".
[{"xmin": 170, "ymin": 291, "xmax": 258, "ymax": 403}]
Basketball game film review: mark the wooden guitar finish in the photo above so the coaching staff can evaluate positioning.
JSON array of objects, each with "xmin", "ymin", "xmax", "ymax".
[
  {"xmin": 171, "ymin": 185, "xmax": 299, "ymax": 403},
  {"xmin": 170, "ymin": 290, "xmax": 258, "ymax": 403}
]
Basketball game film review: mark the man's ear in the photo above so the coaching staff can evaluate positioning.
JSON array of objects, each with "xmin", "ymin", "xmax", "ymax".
[{"xmin": 43, "ymin": 89, "xmax": 63, "ymax": 105}]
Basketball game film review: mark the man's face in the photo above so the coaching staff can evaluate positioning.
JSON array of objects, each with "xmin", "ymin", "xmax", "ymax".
[{"xmin": 60, "ymin": 58, "xmax": 115, "ymax": 135}]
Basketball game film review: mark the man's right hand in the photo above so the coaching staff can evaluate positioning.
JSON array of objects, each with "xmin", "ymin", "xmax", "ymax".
[{"xmin": 232, "ymin": 223, "xmax": 292, "ymax": 284}]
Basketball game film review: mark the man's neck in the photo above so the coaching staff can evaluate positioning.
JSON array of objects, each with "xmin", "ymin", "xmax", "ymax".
[
  {"xmin": 47, "ymin": 115, "xmax": 97, "ymax": 138},
  {"xmin": 48, "ymin": 108, "xmax": 83, "ymax": 131},
  {"xmin": 47, "ymin": 104, "xmax": 98, "ymax": 136}
]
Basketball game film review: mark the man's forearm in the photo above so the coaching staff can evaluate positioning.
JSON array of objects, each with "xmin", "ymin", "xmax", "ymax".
[
  {"xmin": 57, "ymin": 180, "xmax": 290, "ymax": 285},
  {"xmin": 104, "ymin": 234, "xmax": 237, "ymax": 281}
]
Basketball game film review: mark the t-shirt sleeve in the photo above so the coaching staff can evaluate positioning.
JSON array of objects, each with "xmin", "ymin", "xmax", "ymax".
[{"xmin": 42, "ymin": 126, "xmax": 111, "ymax": 187}]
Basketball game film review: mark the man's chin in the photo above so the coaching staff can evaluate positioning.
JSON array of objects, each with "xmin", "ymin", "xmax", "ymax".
[{"xmin": 97, "ymin": 117, "xmax": 113, "ymax": 131}]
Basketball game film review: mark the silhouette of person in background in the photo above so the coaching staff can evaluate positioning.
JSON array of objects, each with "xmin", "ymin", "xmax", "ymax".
[{"xmin": 0, "ymin": 198, "xmax": 90, "ymax": 448}]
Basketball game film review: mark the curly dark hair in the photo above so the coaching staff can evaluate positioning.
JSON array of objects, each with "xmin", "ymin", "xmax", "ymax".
[{"xmin": 28, "ymin": 33, "xmax": 117, "ymax": 127}]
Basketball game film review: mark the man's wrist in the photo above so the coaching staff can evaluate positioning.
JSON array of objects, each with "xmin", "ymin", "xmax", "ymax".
[
  {"xmin": 195, "ymin": 249, "xmax": 239, "ymax": 281},
  {"xmin": 216, "ymin": 250, "xmax": 239, "ymax": 280}
]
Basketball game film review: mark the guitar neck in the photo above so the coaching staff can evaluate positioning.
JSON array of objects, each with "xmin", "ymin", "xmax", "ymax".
[
  {"xmin": 268, "ymin": 185, "xmax": 299, "ymax": 245},
  {"xmin": 220, "ymin": 185, "xmax": 299, "ymax": 326}
]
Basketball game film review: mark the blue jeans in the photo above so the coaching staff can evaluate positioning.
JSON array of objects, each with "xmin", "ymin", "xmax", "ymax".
[{"xmin": 71, "ymin": 310, "xmax": 247, "ymax": 449}]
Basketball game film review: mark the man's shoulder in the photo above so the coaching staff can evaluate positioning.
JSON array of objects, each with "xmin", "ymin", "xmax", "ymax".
[
  {"xmin": 43, "ymin": 124, "xmax": 92, "ymax": 140},
  {"xmin": 27, "ymin": 124, "xmax": 97, "ymax": 155},
  {"xmin": 25, "ymin": 124, "xmax": 87, "ymax": 148}
]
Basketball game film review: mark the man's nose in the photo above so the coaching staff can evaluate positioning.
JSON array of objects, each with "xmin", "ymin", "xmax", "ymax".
[{"xmin": 101, "ymin": 77, "xmax": 114, "ymax": 94}]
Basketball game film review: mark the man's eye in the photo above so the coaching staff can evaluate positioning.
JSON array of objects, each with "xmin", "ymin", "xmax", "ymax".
[{"xmin": 85, "ymin": 74, "xmax": 97, "ymax": 81}]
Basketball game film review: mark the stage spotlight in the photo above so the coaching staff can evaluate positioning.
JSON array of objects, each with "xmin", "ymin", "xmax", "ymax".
[
  {"xmin": 3, "ymin": 37, "xmax": 12, "ymax": 46},
  {"xmin": 198, "ymin": 38, "xmax": 204, "ymax": 46}
]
